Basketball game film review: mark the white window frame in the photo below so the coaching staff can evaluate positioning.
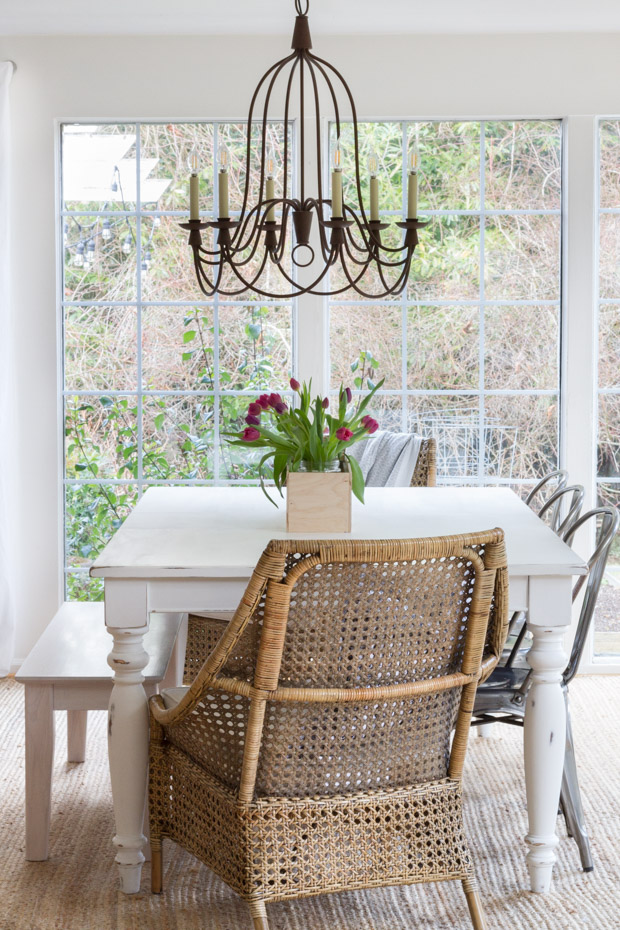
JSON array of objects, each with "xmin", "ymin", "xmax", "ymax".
[{"xmin": 57, "ymin": 117, "xmax": 298, "ymax": 597}]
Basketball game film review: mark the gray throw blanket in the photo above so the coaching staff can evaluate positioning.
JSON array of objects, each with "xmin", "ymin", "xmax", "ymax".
[{"xmin": 349, "ymin": 431, "xmax": 422, "ymax": 487}]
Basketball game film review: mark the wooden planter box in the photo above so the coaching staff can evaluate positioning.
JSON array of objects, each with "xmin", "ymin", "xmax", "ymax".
[{"xmin": 286, "ymin": 466, "xmax": 352, "ymax": 533}]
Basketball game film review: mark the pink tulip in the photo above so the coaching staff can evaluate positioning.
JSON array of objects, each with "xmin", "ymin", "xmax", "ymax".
[
  {"xmin": 268, "ymin": 392, "xmax": 282, "ymax": 407},
  {"xmin": 345, "ymin": 387, "xmax": 352, "ymax": 403},
  {"xmin": 361, "ymin": 414, "xmax": 371, "ymax": 426},
  {"xmin": 336, "ymin": 427, "xmax": 354, "ymax": 441},
  {"xmin": 365, "ymin": 418, "xmax": 379, "ymax": 434},
  {"xmin": 245, "ymin": 414, "xmax": 261, "ymax": 426},
  {"xmin": 247, "ymin": 402, "xmax": 262, "ymax": 416},
  {"xmin": 289, "ymin": 377, "xmax": 301, "ymax": 391},
  {"xmin": 242, "ymin": 427, "xmax": 261, "ymax": 441},
  {"xmin": 257, "ymin": 394, "xmax": 270, "ymax": 410},
  {"xmin": 274, "ymin": 401, "xmax": 288, "ymax": 414},
  {"xmin": 322, "ymin": 397, "xmax": 329, "ymax": 408}
]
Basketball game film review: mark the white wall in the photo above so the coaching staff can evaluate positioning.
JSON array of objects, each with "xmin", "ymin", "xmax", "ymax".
[{"xmin": 0, "ymin": 32, "xmax": 618, "ymax": 661}]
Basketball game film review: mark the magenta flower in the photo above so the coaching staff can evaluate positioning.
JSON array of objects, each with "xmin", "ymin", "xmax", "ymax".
[
  {"xmin": 247, "ymin": 402, "xmax": 262, "ymax": 416},
  {"xmin": 336, "ymin": 427, "xmax": 354, "ymax": 441},
  {"xmin": 289, "ymin": 377, "xmax": 301, "ymax": 391},
  {"xmin": 242, "ymin": 427, "xmax": 261, "ymax": 441},
  {"xmin": 268, "ymin": 392, "xmax": 282, "ymax": 407},
  {"xmin": 257, "ymin": 394, "xmax": 270, "ymax": 410},
  {"xmin": 274, "ymin": 401, "xmax": 288, "ymax": 414},
  {"xmin": 322, "ymin": 397, "xmax": 329, "ymax": 408},
  {"xmin": 361, "ymin": 414, "xmax": 371, "ymax": 426},
  {"xmin": 344, "ymin": 386, "xmax": 352, "ymax": 403},
  {"xmin": 245, "ymin": 414, "xmax": 261, "ymax": 426},
  {"xmin": 365, "ymin": 418, "xmax": 379, "ymax": 434}
]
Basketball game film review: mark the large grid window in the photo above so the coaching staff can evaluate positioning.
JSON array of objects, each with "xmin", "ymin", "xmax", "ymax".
[
  {"xmin": 61, "ymin": 122, "xmax": 295, "ymax": 599},
  {"xmin": 596, "ymin": 119, "xmax": 620, "ymax": 657},
  {"xmin": 329, "ymin": 120, "xmax": 562, "ymax": 489}
]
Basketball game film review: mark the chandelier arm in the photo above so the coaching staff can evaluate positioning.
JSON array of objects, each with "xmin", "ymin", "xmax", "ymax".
[
  {"xmin": 303, "ymin": 51, "xmax": 341, "ymax": 150},
  {"xmin": 257, "ymin": 242, "xmax": 339, "ymax": 296},
  {"xmin": 304, "ymin": 55, "xmax": 332, "ymax": 244},
  {"xmin": 301, "ymin": 197, "xmax": 335, "ymax": 261},
  {"xmin": 339, "ymin": 250, "xmax": 411, "ymax": 300},
  {"xmin": 232, "ymin": 51, "xmax": 297, "ymax": 237},
  {"xmin": 307, "ymin": 51, "xmax": 371, "ymax": 230}
]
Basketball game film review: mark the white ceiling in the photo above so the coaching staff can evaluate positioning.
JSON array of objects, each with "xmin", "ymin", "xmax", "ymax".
[{"xmin": 3, "ymin": 0, "xmax": 620, "ymax": 36}]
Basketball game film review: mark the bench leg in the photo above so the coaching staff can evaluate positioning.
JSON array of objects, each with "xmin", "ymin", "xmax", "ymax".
[
  {"xmin": 67, "ymin": 710, "xmax": 88, "ymax": 763},
  {"xmin": 25, "ymin": 684, "xmax": 55, "ymax": 861}
]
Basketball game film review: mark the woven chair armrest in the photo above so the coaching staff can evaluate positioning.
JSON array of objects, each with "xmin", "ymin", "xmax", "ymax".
[{"xmin": 149, "ymin": 671, "xmax": 479, "ymax": 731}]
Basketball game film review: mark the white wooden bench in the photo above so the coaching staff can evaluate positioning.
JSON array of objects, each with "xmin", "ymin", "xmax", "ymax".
[{"xmin": 16, "ymin": 602, "xmax": 186, "ymax": 861}]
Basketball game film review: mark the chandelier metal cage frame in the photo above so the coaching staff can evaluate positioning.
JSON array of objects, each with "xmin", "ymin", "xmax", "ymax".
[{"xmin": 181, "ymin": 0, "xmax": 426, "ymax": 300}]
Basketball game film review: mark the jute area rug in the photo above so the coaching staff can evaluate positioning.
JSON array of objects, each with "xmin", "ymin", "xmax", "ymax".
[{"xmin": 1, "ymin": 676, "xmax": 619, "ymax": 930}]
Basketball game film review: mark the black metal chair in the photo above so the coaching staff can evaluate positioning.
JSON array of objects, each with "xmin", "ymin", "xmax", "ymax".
[{"xmin": 473, "ymin": 506, "xmax": 620, "ymax": 872}]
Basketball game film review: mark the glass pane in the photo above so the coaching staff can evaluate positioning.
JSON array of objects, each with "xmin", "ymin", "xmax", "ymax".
[
  {"xmin": 66, "ymin": 573, "xmax": 104, "ymax": 601},
  {"xmin": 598, "ymin": 394, "xmax": 620, "ymax": 478},
  {"xmin": 484, "ymin": 394, "xmax": 558, "ymax": 480},
  {"xmin": 594, "ymin": 483, "xmax": 620, "ymax": 657},
  {"xmin": 219, "ymin": 396, "xmax": 268, "ymax": 481},
  {"xmin": 64, "ymin": 215, "xmax": 137, "ymax": 302},
  {"xmin": 62, "ymin": 124, "xmax": 138, "ymax": 212},
  {"xmin": 367, "ymin": 393, "xmax": 403, "ymax": 432},
  {"xmin": 417, "ymin": 121, "xmax": 481, "ymax": 212},
  {"xmin": 485, "ymin": 305, "xmax": 558, "ymax": 390},
  {"xmin": 333, "ymin": 121, "xmax": 404, "ymax": 214},
  {"xmin": 599, "ymin": 214, "xmax": 620, "ymax": 299},
  {"xmin": 142, "ymin": 306, "xmax": 215, "ymax": 391},
  {"xmin": 139, "ymin": 214, "xmax": 208, "ymax": 302},
  {"xmin": 65, "ymin": 395, "xmax": 138, "ymax": 479},
  {"xmin": 407, "ymin": 305, "xmax": 479, "ymax": 390},
  {"xmin": 408, "ymin": 395, "xmax": 481, "ymax": 479},
  {"xmin": 330, "ymin": 305, "xmax": 402, "ymax": 391},
  {"xmin": 65, "ymin": 483, "xmax": 137, "ymax": 567},
  {"xmin": 485, "ymin": 121, "xmax": 561, "ymax": 211},
  {"xmin": 64, "ymin": 305, "xmax": 137, "ymax": 390},
  {"xmin": 140, "ymin": 122, "xmax": 214, "ymax": 213},
  {"xmin": 600, "ymin": 120, "xmax": 620, "ymax": 209},
  {"xmin": 485, "ymin": 215, "xmax": 560, "ymax": 300},
  {"xmin": 218, "ymin": 303, "xmax": 292, "ymax": 392},
  {"xmin": 408, "ymin": 215, "xmax": 480, "ymax": 301},
  {"xmin": 599, "ymin": 304, "xmax": 620, "ymax": 389},
  {"xmin": 142, "ymin": 395, "xmax": 214, "ymax": 480}
]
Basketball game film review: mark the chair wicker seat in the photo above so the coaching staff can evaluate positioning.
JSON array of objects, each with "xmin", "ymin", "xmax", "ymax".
[{"xmin": 149, "ymin": 532, "xmax": 509, "ymax": 930}]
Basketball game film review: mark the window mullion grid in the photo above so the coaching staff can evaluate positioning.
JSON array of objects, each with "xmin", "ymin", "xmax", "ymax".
[
  {"xmin": 401, "ymin": 120, "xmax": 409, "ymax": 431},
  {"xmin": 478, "ymin": 122, "xmax": 486, "ymax": 483},
  {"xmin": 213, "ymin": 124, "xmax": 221, "ymax": 485},
  {"xmin": 135, "ymin": 122, "xmax": 144, "ymax": 501}
]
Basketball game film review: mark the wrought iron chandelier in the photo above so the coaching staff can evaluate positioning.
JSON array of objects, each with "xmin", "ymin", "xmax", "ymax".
[{"xmin": 181, "ymin": 0, "xmax": 425, "ymax": 299}]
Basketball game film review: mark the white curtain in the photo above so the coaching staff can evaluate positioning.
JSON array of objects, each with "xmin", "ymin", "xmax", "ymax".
[{"xmin": 0, "ymin": 61, "xmax": 16, "ymax": 676}]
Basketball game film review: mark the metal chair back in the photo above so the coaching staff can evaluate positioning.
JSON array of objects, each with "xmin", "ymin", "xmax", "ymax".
[
  {"xmin": 525, "ymin": 469, "xmax": 568, "ymax": 509},
  {"xmin": 562, "ymin": 507, "xmax": 620, "ymax": 685},
  {"xmin": 538, "ymin": 484, "xmax": 584, "ymax": 536}
]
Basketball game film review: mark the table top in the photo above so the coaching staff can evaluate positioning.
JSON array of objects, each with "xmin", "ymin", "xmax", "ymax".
[{"xmin": 90, "ymin": 486, "xmax": 588, "ymax": 580}]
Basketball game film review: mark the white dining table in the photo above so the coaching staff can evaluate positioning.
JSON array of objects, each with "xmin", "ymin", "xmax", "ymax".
[{"xmin": 91, "ymin": 485, "xmax": 587, "ymax": 896}]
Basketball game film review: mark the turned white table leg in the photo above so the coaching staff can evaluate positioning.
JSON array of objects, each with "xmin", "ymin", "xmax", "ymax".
[
  {"xmin": 107, "ymin": 625, "xmax": 150, "ymax": 894},
  {"xmin": 524, "ymin": 624, "xmax": 568, "ymax": 893}
]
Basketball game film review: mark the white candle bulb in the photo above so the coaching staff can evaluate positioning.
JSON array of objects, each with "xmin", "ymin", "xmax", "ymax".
[
  {"xmin": 188, "ymin": 149, "xmax": 200, "ymax": 221},
  {"xmin": 368, "ymin": 150, "xmax": 379, "ymax": 221},
  {"xmin": 218, "ymin": 145, "xmax": 230, "ymax": 219},
  {"xmin": 331, "ymin": 141, "xmax": 343, "ymax": 219},
  {"xmin": 407, "ymin": 143, "xmax": 419, "ymax": 219}
]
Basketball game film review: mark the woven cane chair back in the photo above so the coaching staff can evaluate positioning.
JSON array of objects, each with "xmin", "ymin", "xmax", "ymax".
[
  {"xmin": 157, "ymin": 533, "xmax": 508, "ymax": 802},
  {"xmin": 410, "ymin": 437, "xmax": 437, "ymax": 487}
]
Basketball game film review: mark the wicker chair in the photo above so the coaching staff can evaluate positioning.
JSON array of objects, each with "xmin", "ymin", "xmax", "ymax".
[
  {"xmin": 410, "ymin": 436, "xmax": 437, "ymax": 487},
  {"xmin": 149, "ymin": 532, "xmax": 508, "ymax": 929}
]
